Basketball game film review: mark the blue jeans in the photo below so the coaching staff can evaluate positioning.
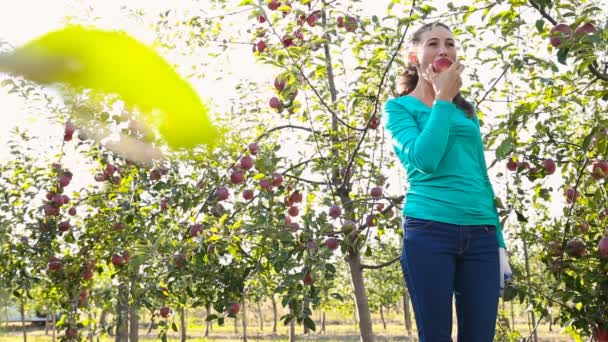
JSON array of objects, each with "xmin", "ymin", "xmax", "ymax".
[{"xmin": 400, "ymin": 216, "xmax": 500, "ymax": 342}]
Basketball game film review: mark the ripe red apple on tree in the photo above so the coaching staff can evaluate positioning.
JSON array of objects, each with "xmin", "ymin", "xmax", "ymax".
[
  {"xmin": 543, "ymin": 158, "xmax": 556, "ymax": 175},
  {"xmin": 269, "ymin": 97, "xmax": 283, "ymax": 111},
  {"xmin": 190, "ymin": 223, "xmax": 203, "ymax": 237},
  {"xmin": 594, "ymin": 325, "xmax": 608, "ymax": 342},
  {"xmin": 344, "ymin": 16, "xmax": 358, "ymax": 32},
  {"xmin": 215, "ymin": 186, "xmax": 229, "ymax": 201},
  {"xmin": 111, "ymin": 255, "xmax": 124, "ymax": 266},
  {"xmin": 64, "ymin": 122, "xmax": 76, "ymax": 141},
  {"xmin": 248, "ymin": 142, "xmax": 260, "ymax": 155},
  {"xmin": 160, "ymin": 306, "xmax": 171, "ymax": 318},
  {"xmin": 324, "ymin": 238, "xmax": 339, "ymax": 250},
  {"xmin": 59, "ymin": 172, "xmax": 72, "ymax": 187},
  {"xmin": 506, "ymin": 158, "xmax": 518, "ymax": 171},
  {"xmin": 274, "ymin": 77, "xmax": 286, "ymax": 91},
  {"xmin": 549, "ymin": 23, "xmax": 571, "ymax": 48},
  {"xmin": 58, "ymin": 221, "xmax": 70, "ymax": 232},
  {"xmin": 306, "ymin": 12, "xmax": 319, "ymax": 27},
  {"xmin": 83, "ymin": 269, "xmax": 93, "ymax": 281},
  {"xmin": 368, "ymin": 116, "xmax": 379, "ymax": 129},
  {"xmin": 48, "ymin": 257, "xmax": 62, "ymax": 271},
  {"xmin": 174, "ymin": 253, "xmax": 187, "ymax": 268},
  {"xmin": 599, "ymin": 236, "xmax": 608, "ymax": 259},
  {"xmin": 566, "ymin": 238, "xmax": 586, "ymax": 258},
  {"xmin": 565, "ymin": 187, "xmax": 579, "ymax": 203},
  {"xmin": 303, "ymin": 271, "xmax": 314, "ymax": 285},
  {"xmin": 282, "ymin": 35, "xmax": 294, "ymax": 47},
  {"xmin": 65, "ymin": 328, "xmax": 78, "ymax": 339},
  {"xmin": 257, "ymin": 15, "xmax": 266, "ymax": 24},
  {"xmin": 366, "ymin": 214, "xmax": 377, "ymax": 227},
  {"xmin": 336, "ymin": 16, "xmax": 344, "ymax": 28},
  {"xmin": 370, "ymin": 186, "xmax": 383, "ymax": 199},
  {"xmin": 289, "ymin": 190, "xmax": 303, "ymax": 203},
  {"xmin": 267, "ymin": 0, "xmax": 280, "ymax": 10},
  {"xmin": 288, "ymin": 206, "xmax": 299, "ymax": 217},
  {"xmin": 242, "ymin": 189, "xmax": 254, "ymax": 201},
  {"xmin": 271, "ymin": 172, "xmax": 283, "ymax": 186},
  {"xmin": 260, "ymin": 178, "xmax": 272, "ymax": 191},
  {"xmin": 160, "ymin": 198, "xmax": 169, "ymax": 211},
  {"xmin": 591, "ymin": 160, "xmax": 608, "ymax": 180},
  {"xmin": 256, "ymin": 40, "xmax": 267, "ymax": 53},
  {"xmin": 574, "ymin": 22, "xmax": 597, "ymax": 36},
  {"xmin": 328, "ymin": 204, "xmax": 342, "ymax": 219},
  {"xmin": 307, "ymin": 240, "xmax": 318, "ymax": 249},
  {"xmin": 230, "ymin": 171, "xmax": 245, "ymax": 184},
  {"xmin": 228, "ymin": 303, "xmax": 241, "ymax": 315}
]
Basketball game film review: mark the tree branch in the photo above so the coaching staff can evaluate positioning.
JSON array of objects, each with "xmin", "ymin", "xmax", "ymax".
[{"xmin": 360, "ymin": 256, "xmax": 400, "ymax": 270}]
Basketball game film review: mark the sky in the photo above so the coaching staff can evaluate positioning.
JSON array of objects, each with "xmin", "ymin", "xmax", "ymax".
[{"xmin": 0, "ymin": 0, "xmax": 570, "ymax": 245}]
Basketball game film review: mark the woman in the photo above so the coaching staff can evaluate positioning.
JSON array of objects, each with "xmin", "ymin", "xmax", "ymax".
[{"xmin": 383, "ymin": 22, "xmax": 511, "ymax": 341}]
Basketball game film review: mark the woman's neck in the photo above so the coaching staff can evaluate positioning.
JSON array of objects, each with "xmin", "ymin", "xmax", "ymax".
[{"xmin": 409, "ymin": 80, "xmax": 436, "ymax": 107}]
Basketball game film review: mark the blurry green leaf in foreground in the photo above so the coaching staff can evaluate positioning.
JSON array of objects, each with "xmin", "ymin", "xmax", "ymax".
[{"xmin": 0, "ymin": 25, "xmax": 219, "ymax": 151}]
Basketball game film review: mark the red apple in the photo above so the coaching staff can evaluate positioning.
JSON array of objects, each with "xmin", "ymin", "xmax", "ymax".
[
  {"xmin": 65, "ymin": 328, "xmax": 78, "ymax": 339},
  {"xmin": 288, "ymin": 206, "xmax": 299, "ymax": 217},
  {"xmin": 306, "ymin": 13, "xmax": 319, "ymax": 27},
  {"xmin": 94, "ymin": 173, "xmax": 106, "ymax": 182},
  {"xmin": 274, "ymin": 77, "xmax": 286, "ymax": 91},
  {"xmin": 328, "ymin": 205, "xmax": 342, "ymax": 219},
  {"xmin": 256, "ymin": 40, "xmax": 267, "ymax": 53},
  {"xmin": 366, "ymin": 214, "xmax": 377, "ymax": 227},
  {"xmin": 269, "ymin": 97, "xmax": 283, "ymax": 111},
  {"xmin": 228, "ymin": 303, "xmax": 241, "ymax": 315},
  {"xmin": 59, "ymin": 173, "xmax": 71, "ymax": 187},
  {"xmin": 58, "ymin": 221, "xmax": 70, "ymax": 232},
  {"xmin": 376, "ymin": 203, "xmax": 385, "ymax": 211},
  {"xmin": 61, "ymin": 195, "xmax": 70, "ymax": 205},
  {"xmin": 591, "ymin": 160, "xmax": 608, "ymax": 180},
  {"xmin": 543, "ymin": 158, "xmax": 556, "ymax": 175},
  {"xmin": 549, "ymin": 23, "xmax": 571, "ymax": 47},
  {"xmin": 271, "ymin": 172, "xmax": 283, "ymax": 186},
  {"xmin": 48, "ymin": 258, "xmax": 62, "ymax": 271},
  {"xmin": 566, "ymin": 238, "xmax": 586, "ymax": 258},
  {"xmin": 282, "ymin": 35, "xmax": 294, "ymax": 47},
  {"xmin": 230, "ymin": 171, "xmax": 245, "ymax": 184},
  {"xmin": 344, "ymin": 16, "xmax": 358, "ymax": 32},
  {"xmin": 574, "ymin": 22, "xmax": 597, "ymax": 35},
  {"xmin": 190, "ymin": 223, "xmax": 204, "ymax": 237},
  {"xmin": 599, "ymin": 236, "xmax": 608, "ymax": 259},
  {"xmin": 257, "ymin": 15, "xmax": 266, "ymax": 24},
  {"xmin": 324, "ymin": 238, "xmax": 339, "ymax": 250},
  {"xmin": 293, "ymin": 29, "xmax": 304, "ymax": 40},
  {"xmin": 240, "ymin": 155, "xmax": 254, "ymax": 170},
  {"xmin": 248, "ymin": 143, "xmax": 260, "ymax": 155},
  {"xmin": 160, "ymin": 199, "xmax": 169, "ymax": 211},
  {"xmin": 303, "ymin": 271, "xmax": 314, "ymax": 285},
  {"xmin": 368, "ymin": 116, "xmax": 379, "ymax": 129},
  {"xmin": 113, "ymin": 222, "xmax": 125, "ymax": 231},
  {"xmin": 507, "ymin": 158, "xmax": 518, "ymax": 171},
  {"xmin": 260, "ymin": 178, "xmax": 272, "ymax": 191},
  {"xmin": 216, "ymin": 186, "xmax": 229, "ymax": 201},
  {"xmin": 565, "ymin": 187, "xmax": 579, "ymax": 203},
  {"xmin": 52, "ymin": 195, "xmax": 65, "ymax": 206},
  {"xmin": 160, "ymin": 306, "xmax": 171, "ymax": 318},
  {"xmin": 337, "ymin": 16, "xmax": 344, "ymax": 28},
  {"xmin": 83, "ymin": 269, "xmax": 93, "ymax": 280},
  {"xmin": 594, "ymin": 326, "xmax": 608, "ymax": 342},
  {"xmin": 64, "ymin": 122, "xmax": 76, "ymax": 141},
  {"xmin": 111, "ymin": 255, "xmax": 124, "ymax": 266},
  {"xmin": 267, "ymin": 0, "xmax": 280, "ymax": 10},
  {"xmin": 432, "ymin": 57, "xmax": 453, "ymax": 73},
  {"xmin": 370, "ymin": 187, "xmax": 383, "ymax": 199},
  {"xmin": 174, "ymin": 253, "xmax": 187, "ymax": 268},
  {"xmin": 242, "ymin": 189, "xmax": 254, "ymax": 201},
  {"xmin": 149, "ymin": 169, "xmax": 161, "ymax": 181},
  {"xmin": 290, "ymin": 191, "xmax": 303, "ymax": 203}
]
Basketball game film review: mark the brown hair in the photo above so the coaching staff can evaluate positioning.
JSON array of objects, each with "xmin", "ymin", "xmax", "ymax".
[{"xmin": 397, "ymin": 22, "xmax": 475, "ymax": 118}]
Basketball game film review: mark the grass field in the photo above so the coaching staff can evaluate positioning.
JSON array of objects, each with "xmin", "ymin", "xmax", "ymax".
[{"xmin": 0, "ymin": 304, "xmax": 578, "ymax": 341}]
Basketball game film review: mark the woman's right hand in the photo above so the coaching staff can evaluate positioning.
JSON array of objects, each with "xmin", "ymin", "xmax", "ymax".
[{"xmin": 423, "ymin": 61, "xmax": 464, "ymax": 102}]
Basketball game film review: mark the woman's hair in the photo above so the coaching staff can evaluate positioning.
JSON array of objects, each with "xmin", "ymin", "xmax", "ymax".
[{"xmin": 396, "ymin": 22, "xmax": 475, "ymax": 118}]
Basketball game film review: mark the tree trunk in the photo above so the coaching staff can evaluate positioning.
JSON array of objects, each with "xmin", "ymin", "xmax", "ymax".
[
  {"xmin": 403, "ymin": 291, "xmax": 412, "ymax": 335},
  {"xmin": 257, "ymin": 302, "xmax": 263, "ymax": 332},
  {"xmin": 52, "ymin": 310, "xmax": 56, "ymax": 342},
  {"xmin": 205, "ymin": 303, "xmax": 211, "ymax": 337},
  {"xmin": 522, "ymin": 236, "xmax": 538, "ymax": 342},
  {"xmin": 234, "ymin": 313, "xmax": 238, "ymax": 334},
  {"xmin": 129, "ymin": 305, "xmax": 139, "ymax": 342},
  {"xmin": 242, "ymin": 299, "xmax": 248, "ymax": 342},
  {"xmin": 289, "ymin": 319, "xmax": 295, "ymax": 342},
  {"xmin": 347, "ymin": 252, "xmax": 375, "ymax": 342},
  {"xmin": 380, "ymin": 305, "xmax": 386, "ymax": 330},
  {"xmin": 20, "ymin": 300, "xmax": 26, "ymax": 342},
  {"xmin": 321, "ymin": 311, "xmax": 326, "ymax": 335},
  {"xmin": 180, "ymin": 308, "xmax": 186, "ymax": 342},
  {"xmin": 303, "ymin": 299, "xmax": 310, "ymax": 335},
  {"xmin": 510, "ymin": 301, "xmax": 515, "ymax": 331},
  {"xmin": 271, "ymin": 296, "xmax": 278, "ymax": 334},
  {"xmin": 115, "ymin": 284, "xmax": 129, "ymax": 342}
]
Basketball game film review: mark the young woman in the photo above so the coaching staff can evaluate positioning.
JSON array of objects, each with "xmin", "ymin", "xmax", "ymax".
[{"xmin": 383, "ymin": 22, "xmax": 511, "ymax": 341}]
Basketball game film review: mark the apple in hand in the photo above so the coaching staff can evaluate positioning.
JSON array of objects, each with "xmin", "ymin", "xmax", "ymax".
[{"xmin": 432, "ymin": 57, "xmax": 453, "ymax": 73}]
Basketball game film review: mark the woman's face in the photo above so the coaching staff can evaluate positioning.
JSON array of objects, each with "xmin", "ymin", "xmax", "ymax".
[{"xmin": 409, "ymin": 26, "xmax": 457, "ymax": 72}]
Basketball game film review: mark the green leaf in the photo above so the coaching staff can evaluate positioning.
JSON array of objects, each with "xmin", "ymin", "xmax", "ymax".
[
  {"xmin": 303, "ymin": 317, "xmax": 316, "ymax": 331},
  {"xmin": 206, "ymin": 314, "xmax": 218, "ymax": 322},
  {"xmin": 535, "ymin": 19, "xmax": 544, "ymax": 33},
  {"xmin": 0, "ymin": 25, "xmax": 219, "ymax": 150},
  {"xmin": 495, "ymin": 138, "xmax": 513, "ymax": 159},
  {"xmin": 171, "ymin": 322, "xmax": 178, "ymax": 332},
  {"xmin": 557, "ymin": 47, "xmax": 569, "ymax": 65}
]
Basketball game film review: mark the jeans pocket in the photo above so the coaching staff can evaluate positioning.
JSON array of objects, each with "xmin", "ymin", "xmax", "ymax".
[{"xmin": 404, "ymin": 216, "xmax": 434, "ymax": 230}]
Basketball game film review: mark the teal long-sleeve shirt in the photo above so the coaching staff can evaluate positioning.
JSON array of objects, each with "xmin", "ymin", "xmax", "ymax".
[{"xmin": 383, "ymin": 95, "xmax": 506, "ymax": 248}]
